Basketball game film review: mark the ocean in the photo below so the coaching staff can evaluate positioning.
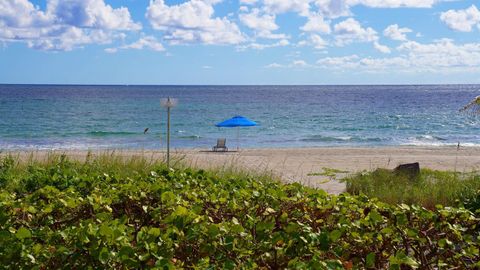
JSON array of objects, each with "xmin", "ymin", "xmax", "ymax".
[{"xmin": 1, "ymin": 84, "xmax": 480, "ymax": 150}]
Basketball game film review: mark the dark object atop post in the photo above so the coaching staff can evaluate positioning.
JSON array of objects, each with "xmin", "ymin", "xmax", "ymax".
[{"xmin": 394, "ymin": 162, "xmax": 420, "ymax": 179}]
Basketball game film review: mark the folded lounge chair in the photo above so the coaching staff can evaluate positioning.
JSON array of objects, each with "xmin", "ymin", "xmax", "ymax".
[{"xmin": 213, "ymin": 138, "xmax": 228, "ymax": 152}]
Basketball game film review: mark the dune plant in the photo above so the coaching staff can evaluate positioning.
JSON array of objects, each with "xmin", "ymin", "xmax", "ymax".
[
  {"xmin": 343, "ymin": 169, "xmax": 480, "ymax": 211},
  {"xmin": 0, "ymin": 154, "xmax": 479, "ymax": 269}
]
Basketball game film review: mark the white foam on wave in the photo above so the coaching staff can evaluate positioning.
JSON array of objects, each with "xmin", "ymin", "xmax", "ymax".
[
  {"xmin": 0, "ymin": 141, "xmax": 129, "ymax": 150},
  {"xmin": 401, "ymin": 138, "xmax": 480, "ymax": 147}
]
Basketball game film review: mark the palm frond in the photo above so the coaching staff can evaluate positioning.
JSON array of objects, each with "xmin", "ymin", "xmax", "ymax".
[{"xmin": 460, "ymin": 95, "xmax": 480, "ymax": 114}]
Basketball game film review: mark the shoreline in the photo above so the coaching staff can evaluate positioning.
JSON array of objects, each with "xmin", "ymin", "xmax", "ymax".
[{"xmin": 2, "ymin": 146, "xmax": 480, "ymax": 194}]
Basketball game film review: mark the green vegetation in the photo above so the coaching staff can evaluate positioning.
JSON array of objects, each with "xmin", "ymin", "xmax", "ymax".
[
  {"xmin": 307, "ymin": 168, "xmax": 349, "ymax": 184},
  {"xmin": 307, "ymin": 168, "xmax": 349, "ymax": 178},
  {"xmin": 0, "ymin": 154, "xmax": 479, "ymax": 269},
  {"xmin": 343, "ymin": 169, "xmax": 480, "ymax": 211}
]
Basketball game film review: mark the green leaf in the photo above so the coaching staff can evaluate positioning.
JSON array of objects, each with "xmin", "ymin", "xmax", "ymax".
[
  {"xmin": 231, "ymin": 217, "xmax": 240, "ymax": 225},
  {"xmin": 148, "ymin": 227, "xmax": 161, "ymax": 237},
  {"xmin": 366, "ymin": 252, "xmax": 375, "ymax": 268},
  {"xmin": 319, "ymin": 232, "xmax": 329, "ymax": 251},
  {"xmin": 15, "ymin": 227, "xmax": 31, "ymax": 240},
  {"xmin": 161, "ymin": 191, "xmax": 176, "ymax": 204},
  {"xmin": 389, "ymin": 251, "xmax": 419, "ymax": 268},
  {"xmin": 396, "ymin": 213, "xmax": 408, "ymax": 226},
  {"xmin": 99, "ymin": 247, "xmax": 109, "ymax": 264},
  {"xmin": 256, "ymin": 220, "xmax": 274, "ymax": 232},
  {"xmin": 223, "ymin": 259, "xmax": 236, "ymax": 270},
  {"xmin": 381, "ymin": 227, "xmax": 393, "ymax": 235},
  {"xmin": 368, "ymin": 210, "xmax": 383, "ymax": 224},
  {"xmin": 26, "ymin": 254, "xmax": 36, "ymax": 263},
  {"xmin": 99, "ymin": 223, "xmax": 113, "ymax": 237},
  {"xmin": 438, "ymin": 238, "xmax": 452, "ymax": 248},
  {"xmin": 33, "ymin": 244, "xmax": 43, "ymax": 254},
  {"xmin": 231, "ymin": 224, "xmax": 244, "ymax": 234},
  {"xmin": 207, "ymin": 224, "xmax": 220, "ymax": 238},
  {"xmin": 119, "ymin": 246, "xmax": 135, "ymax": 258},
  {"xmin": 264, "ymin": 207, "xmax": 276, "ymax": 214},
  {"xmin": 173, "ymin": 206, "xmax": 189, "ymax": 217},
  {"xmin": 329, "ymin": 230, "xmax": 342, "ymax": 242}
]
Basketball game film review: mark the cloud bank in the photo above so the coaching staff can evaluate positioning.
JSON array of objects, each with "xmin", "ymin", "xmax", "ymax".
[{"xmin": 0, "ymin": 0, "xmax": 140, "ymax": 51}]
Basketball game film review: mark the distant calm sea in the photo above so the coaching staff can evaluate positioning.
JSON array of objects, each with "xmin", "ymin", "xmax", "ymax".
[{"xmin": 1, "ymin": 84, "xmax": 480, "ymax": 150}]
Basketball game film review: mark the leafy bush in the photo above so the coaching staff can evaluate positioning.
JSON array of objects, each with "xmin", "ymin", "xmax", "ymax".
[{"xmin": 0, "ymin": 155, "xmax": 479, "ymax": 269}]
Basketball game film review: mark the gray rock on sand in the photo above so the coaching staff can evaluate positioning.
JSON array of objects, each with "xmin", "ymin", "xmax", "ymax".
[{"xmin": 394, "ymin": 162, "xmax": 420, "ymax": 179}]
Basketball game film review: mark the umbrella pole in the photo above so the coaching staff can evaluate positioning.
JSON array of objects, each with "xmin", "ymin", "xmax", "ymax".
[{"xmin": 237, "ymin": 126, "xmax": 239, "ymax": 151}]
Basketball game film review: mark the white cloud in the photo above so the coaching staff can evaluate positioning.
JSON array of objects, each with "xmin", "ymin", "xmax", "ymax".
[
  {"xmin": 314, "ymin": 0, "xmax": 351, "ymax": 18},
  {"xmin": 237, "ymin": 39, "xmax": 289, "ymax": 50},
  {"xmin": 127, "ymin": 36, "xmax": 164, "ymax": 51},
  {"xmin": 264, "ymin": 62, "xmax": 284, "ymax": 68},
  {"xmin": 202, "ymin": 65, "xmax": 213, "ymax": 69},
  {"xmin": 263, "ymin": 0, "xmax": 311, "ymax": 15},
  {"xmin": 333, "ymin": 18, "xmax": 377, "ymax": 46},
  {"xmin": 397, "ymin": 39, "xmax": 480, "ymax": 68},
  {"xmin": 259, "ymin": 32, "xmax": 290, "ymax": 39},
  {"xmin": 104, "ymin": 47, "xmax": 117, "ymax": 53},
  {"xmin": 239, "ymin": 9, "xmax": 277, "ymax": 31},
  {"xmin": 300, "ymin": 13, "xmax": 331, "ymax": 33},
  {"xmin": 310, "ymin": 34, "xmax": 328, "ymax": 49},
  {"xmin": 298, "ymin": 34, "xmax": 328, "ymax": 49},
  {"xmin": 106, "ymin": 36, "xmax": 165, "ymax": 53},
  {"xmin": 356, "ymin": 57, "xmax": 410, "ymax": 70},
  {"xmin": 314, "ymin": 0, "xmax": 438, "ymax": 19},
  {"xmin": 48, "ymin": 0, "xmax": 141, "ymax": 30},
  {"xmin": 299, "ymin": 17, "xmax": 389, "ymax": 51},
  {"xmin": 240, "ymin": 0, "xmax": 258, "ymax": 5},
  {"xmin": 316, "ymin": 39, "xmax": 480, "ymax": 73},
  {"xmin": 349, "ymin": 0, "xmax": 436, "ymax": 8},
  {"xmin": 373, "ymin": 41, "xmax": 391, "ymax": 53},
  {"xmin": 29, "ymin": 27, "xmax": 119, "ymax": 51},
  {"xmin": 264, "ymin": 59, "xmax": 310, "ymax": 68},
  {"xmin": 0, "ymin": 0, "xmax": 52, "ymax": 28},
  {"xmin": 383, "ymin": 24, "xmax": 412, "ymax": 41},
  {"xmin": 317, "ymin": 54, "xmax": 360, "ymax": 68},
  {"xmin": 0, "ymin": 0, "xmax": 140, "ymax": 51},
  {"xmin": 146, "ymin": 0, "xmax": 244, "ymax": 45},
  {"xmin": 292, "ymin": 59, "xmax": 308, "ymax": 67},
  {"xmin": 440, "ymin": 5, "xmax": 480, "ymax": 32},
  {"xmin": 239, "ymin": 8, "xmax": 287, "ymax": 39}
]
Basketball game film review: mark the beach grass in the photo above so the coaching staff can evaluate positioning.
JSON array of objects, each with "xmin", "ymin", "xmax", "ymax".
[{"xmin": 343, "ymin": 168, "xmax": 480, "ymax": 210}]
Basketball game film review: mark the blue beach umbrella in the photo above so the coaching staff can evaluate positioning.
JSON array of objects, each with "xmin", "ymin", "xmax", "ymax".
[{"xmin": 215, "ymin": 116, "xmax": 257, "ymax": 150}]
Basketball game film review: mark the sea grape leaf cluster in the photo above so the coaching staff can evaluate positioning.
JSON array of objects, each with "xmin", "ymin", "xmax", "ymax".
[{"xmin": 0, "ymin": 155, "xmax": 479, "ymax": 269}]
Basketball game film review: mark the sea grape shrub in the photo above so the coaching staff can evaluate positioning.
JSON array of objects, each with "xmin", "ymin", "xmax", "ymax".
[
  {"xmin": 0, "ymin": 156, "xmax": 479, "ymax": 269},
  {"xmin": 463, "ymin": 189, "xmax": 480, "ymax": 214}
]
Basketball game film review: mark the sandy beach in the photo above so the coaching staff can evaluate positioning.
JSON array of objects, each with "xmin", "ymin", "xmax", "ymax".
[{"xmin": 3, "ymin": 146, "xmax": 480, "ymax": 194}]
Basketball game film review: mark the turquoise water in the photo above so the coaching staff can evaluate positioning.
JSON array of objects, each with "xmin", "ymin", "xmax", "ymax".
[{"xmin": 1, "ymin": 84, "xmax": 480, "ymax": 150}]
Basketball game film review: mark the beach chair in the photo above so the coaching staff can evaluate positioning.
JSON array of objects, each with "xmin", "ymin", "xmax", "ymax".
[{"xmin": 213, "ymin": 138, "xmax": 228, "ymax": 152}]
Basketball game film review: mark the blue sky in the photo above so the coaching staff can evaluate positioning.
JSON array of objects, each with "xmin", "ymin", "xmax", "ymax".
[{"xmin": 1, "ymin": 0, "xmax": 480, "ymax": 84}]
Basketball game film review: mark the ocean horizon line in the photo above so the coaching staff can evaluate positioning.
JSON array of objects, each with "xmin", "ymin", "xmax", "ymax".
[{"xmin": 2, "ymin": 83, "xmax": 480, "ymax": 87}]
